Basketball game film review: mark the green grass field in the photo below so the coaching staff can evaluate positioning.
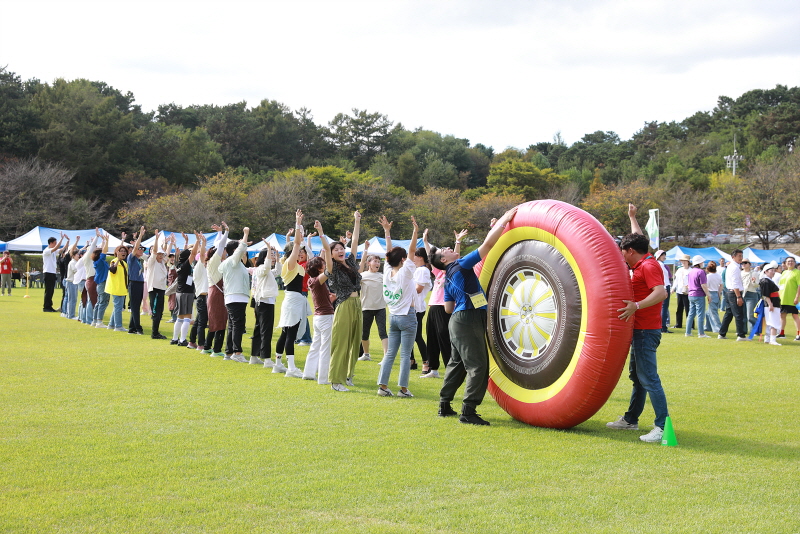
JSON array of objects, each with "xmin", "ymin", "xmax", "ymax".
[{"xmin": 1, "ymin": 288, "xmax": 799, "ymax": 533}]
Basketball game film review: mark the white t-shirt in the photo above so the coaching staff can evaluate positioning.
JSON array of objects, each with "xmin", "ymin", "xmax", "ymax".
[
  {"xmin": 360, "ymin": 271, "xmax": 385, "ymax": 311},
  {"xmin": 42, "ymin": 247, "xmax": 58, "ymax": 274},
  {"xmin": 383, "ymin": 259, "xmax": 416, "ymax": 316},
  {"xmin": 413, "ymin": 266, "xmax": 432, "ymax": 312},
  {"xmin": 706, "ymin": 272, "xmax": 723, "ymax": 293}
]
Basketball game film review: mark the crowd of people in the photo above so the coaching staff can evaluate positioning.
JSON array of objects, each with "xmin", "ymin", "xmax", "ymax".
[
  {"xmin": 655, "ymin": 248, "xmax": 799, "ymax": 345},
  {"xmin": 32, "ymin": 208, "xmax": 519, "ymax": 425}
]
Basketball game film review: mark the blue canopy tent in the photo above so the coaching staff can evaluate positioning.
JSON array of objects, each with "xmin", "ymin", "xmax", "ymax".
[
  {"xmin": 0, "ymin": 240, "xmax": 6, "ymax": 252},
  {"xmin": 246, "ymin": 233, "xmax": 338, "ymax": 259},
  {"xmin": 664, "ymin": 246, "xmax": 731, "ymax": 266},
  {"xmin": 140, "ymin": 231, "xmax": 217, "ymax": 251},
  {"xmin": 743, "ymin": 247, "xmax": 800, "ymax": 264}
]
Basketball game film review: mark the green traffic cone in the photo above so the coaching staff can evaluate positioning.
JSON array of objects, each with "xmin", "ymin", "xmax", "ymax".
[{"xmin": 661, "ymin": 416, "xmax": 678, "ymax": 447}]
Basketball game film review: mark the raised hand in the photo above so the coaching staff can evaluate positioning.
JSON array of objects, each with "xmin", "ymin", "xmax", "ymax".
[
  {"xmin": 378, "ymin": 215, "xmax": 393, "ymax": 233},
  {"xmin": 455, "ymin": 229, "xmax": 468, "ymax": 241},
  {"xmin": 354, "ymin": 211, "xmax": 361, "ymax": 221}
]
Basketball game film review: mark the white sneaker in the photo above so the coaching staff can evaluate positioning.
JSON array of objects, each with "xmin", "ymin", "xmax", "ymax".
[
  {"xmin": 770, "ymin": 340, "xmax": 781, "ymax": 346},
  {"xmin": 764, "ymin": 335, "xmax": 771, "ymax": 344},
  {"xmin": 358, "ymin": 353, "xmax": 371, "ymax": 361},
  {"xmin": 223, "ymin": 354, "xmax": 232, "ymax": 360},
  {"xmin": 107, "ymin": 325, "xmax": 115, "ymax": 330},
  {"xmin": 606, "ymin": 416, "xmax": 638, "ymax": 430},
  {"xmin": 736, "ymin": 337, "xmax": 748, "ymax": 341},
  {"xmin": 697, "ymin": 334, "xmax": 710, "ymax": 338},
  {"xmin": 285, "ymin": 368, "xmax": 303, "ymax": 378},
  {"xmin": 346, "ymin": 377, "xmax": 354, "ymax": 387},
  {"xmin": 331, "ymin": 383, "xmax": 349, "ymax": 392},
  {"xmin": 95, "ymin": 323, "xmax": 105, "ymax": 328},
  {"xmin": 377, "ymin": 387, "xmax": 393, "ymax": 396},
  {"xmin": 639, "ymin": 426, "xmax": 664, "ymax": 443},
  {"xmin": 397, "ymin": 389, "xmax": 414, "ymax": 398},
  {"xmin": 231, "ymin": 354, "xmax": 248, "ymax": 363},
  {"xmin": 420, "ymin": 370, "xmax": 440, "ymax": 378},
  {"xmin": 249, "ymin": 356, "xmax": 264, "ymax": 365},
  {"xmin": 263, "ymin": 359, "xmax": 275, "ymax": 369},
  {"xmin": 272, "ymin": 362, "xmax": 288, "ymax": 374}
]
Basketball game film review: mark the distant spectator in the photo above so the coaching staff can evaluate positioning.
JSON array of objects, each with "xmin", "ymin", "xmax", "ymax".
[{"xmin": 0, "ymin": 251, "xmax": 12, "ymax": 295}]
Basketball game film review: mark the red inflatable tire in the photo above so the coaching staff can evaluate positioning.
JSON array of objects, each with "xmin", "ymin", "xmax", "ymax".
[{"xmin": 476, "ymin": 200, "xmax": 634, "ymax": 429}]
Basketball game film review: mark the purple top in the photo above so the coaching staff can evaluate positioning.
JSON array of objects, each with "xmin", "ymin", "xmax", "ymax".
[{"xmin": 688, "ymin": 267, "xmax": 708, "ymax": 297}]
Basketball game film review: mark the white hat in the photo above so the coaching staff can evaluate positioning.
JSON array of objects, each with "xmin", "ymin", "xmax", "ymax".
[
  {"xmin": 655, "ymin": 249, "xmax": 666, "ymax": 259},
  {"xmin": 691, "ymin": 255, "xmax": 705, "ymax": 266},
  {"xmin": 765, "ymin": 261, "xmax": 779, "ymax": 271}
]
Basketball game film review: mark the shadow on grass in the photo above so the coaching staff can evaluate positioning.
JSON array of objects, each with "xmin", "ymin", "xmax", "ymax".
[{"xmin": 537, "ymin": 421, "xmax": 800, "ymax": 460}]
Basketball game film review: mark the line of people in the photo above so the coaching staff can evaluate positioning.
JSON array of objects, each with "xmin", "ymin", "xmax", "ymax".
[{"xmin": 40, "ymin": 207, "xmax": 520, "ymax": 425}]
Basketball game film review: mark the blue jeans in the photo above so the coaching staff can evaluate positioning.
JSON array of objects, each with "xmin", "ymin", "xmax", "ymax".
[
  {"xmin": 76, "ymin": 280, "xmax": 87, "ymax": 323},
  {"xmin": 378, "ymin": 308, "xmax": 417, "ymax": 388},
  {"xmin": 624, "ymin": 329, "xmax": 669, "ymax": 429},
  {"xmin": 65, "ymin": 281, "xmax": 77, "ymax": 319},
  {"xmin": 685, "ymin": 295, "xmax": 707, "ymax": 336},
  {"xmin": 705, "ymin": 292, "xmax": 722, "ymax": 333},
  {"xmin": 743, "ymin": 292, "xmax": 759, "ymax": 333},
  {"xmin": 94, "ymin": 282, "xmax": 110, "ymax": 324},
  {"xmin": 661, "ymin": 286, "xmax": 671, "ymax": 329},
  {"xmin": 108, "ymin": 295, "xmax": 125, "ymax": 329}
]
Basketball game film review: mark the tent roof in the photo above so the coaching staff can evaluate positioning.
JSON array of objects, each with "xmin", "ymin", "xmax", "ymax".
[
  {"xmin": 664, "ymin": 246, "xmax": 732, "ymax": 265},
  {"xmin": 743, "ymin": 247, "xmax": 800, "ymax": 263},
  {"xmin": 4, "ymin": 226, "xmax": 123, "ymax": 252},
  {"xmin": 246, "ymin": 233, "xmax": 338, "ymax": 258},
  {"xmin": 140, "ymin": 231, "xmax": 217, "ymax": 250}
]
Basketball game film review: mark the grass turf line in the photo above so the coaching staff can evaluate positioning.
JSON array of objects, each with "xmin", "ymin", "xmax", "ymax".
[{"xmin": 1, "ymin": 289, "xmax": 799, "ymax": 533}]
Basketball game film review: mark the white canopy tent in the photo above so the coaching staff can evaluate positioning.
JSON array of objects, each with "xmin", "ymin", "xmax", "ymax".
[{"xmin": 4, "ymin": 226, "xmax": 123, "ymax": 252}]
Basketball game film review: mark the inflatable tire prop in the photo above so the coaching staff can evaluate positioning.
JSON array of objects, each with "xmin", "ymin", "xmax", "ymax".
[{"xmin": 476, "ymin": 200, "xmax": 634, "ymax": 429}]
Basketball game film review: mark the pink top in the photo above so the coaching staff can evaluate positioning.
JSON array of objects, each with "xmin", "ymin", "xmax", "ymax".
[{"xmin": 429, "ymin": 266, "xmax": 446, "ymax": 306}]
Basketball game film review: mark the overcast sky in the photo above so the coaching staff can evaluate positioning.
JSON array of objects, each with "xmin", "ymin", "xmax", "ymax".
[{"xmin": 2, "ymin": 0, "xmax": 799, "ymax": 150}]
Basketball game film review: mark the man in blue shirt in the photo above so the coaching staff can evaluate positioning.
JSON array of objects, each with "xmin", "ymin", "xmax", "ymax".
[
  {"xmin": 431, "ymin": 207, "xmax": 518, "ymax": 425},
  {"xmin": 127, "ymin": 227, "xmax": 146, "ymax": 334}
]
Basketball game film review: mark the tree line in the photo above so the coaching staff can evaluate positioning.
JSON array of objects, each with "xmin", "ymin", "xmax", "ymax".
[{"xmin": 1, "ymin": 65, "xmax": 798, "ymax": 247}]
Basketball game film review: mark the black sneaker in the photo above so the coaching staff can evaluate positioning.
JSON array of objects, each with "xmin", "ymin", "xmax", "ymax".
[
  {"xmin": 459, "ymin": 412, "xmax": 490, "ymax": 426},
  {"xmin": 777, "ymin": 334, "xmax": 786, "ymax": 338},
  {"xmin": 410, "ymin": 359, "xmax": 418, "ymax": 370},
  {"xmin": 170, "ymin": 339, "xmax": 179, "ymax": 345},
  {"xmin": 177, "ymin": 340, "xmax": 188, "ymax": 347},
  {"xmin": 151, "ymin": 333, "xmax": 167, "ymax": 340},
  {"xmin": 438, "ymin": 402, "xmax": 457, "ymax": 417}
]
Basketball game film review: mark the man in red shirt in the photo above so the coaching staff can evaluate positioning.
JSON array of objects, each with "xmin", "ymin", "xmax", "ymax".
[
  {"xmin": 0, "ymin": 251, "xmax": 12, "ymax": 296},
  {"xmin": 606, "ymin": 204, "xmax": 669, "ymax": 443}
]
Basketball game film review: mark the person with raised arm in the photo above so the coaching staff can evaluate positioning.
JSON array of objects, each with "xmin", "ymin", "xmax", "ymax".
[
  {"xmin": 250, "ymin": 239, "xmax": 281, "ymax": 366},
  {"xmin": 326, "ymin": 211, "xmax": 363, "ymax": 392},
  {"xmin": 217, "ymin": 225, "xmax": 251, "ymax": 363},
  {"xmin": 189, "ymin": 233, "xmax": 209, "ymax": 350},
  {"xmin": 204, "ymin": 223, "xmax": 229, "ymax": 356},
  {"xmin": 606, "ymin": 203, "xmax": 670, "ymax": 443},
  {"xmin": 92, "ymin": 231, "xmax": 111, "ymax": 327},
  {"xmin": 42, "ymin": 232, "xmax": 66, "ymax": 312},
  {"xmin": 301, "ymin": 219, "xmax": 337, "ymax": 383},
  {"xmin": 274, "ymin": 210, "xmax": 311, "ymax": 376},
  {"xmin": 430, "ymin": 207, "xmax": 518, "ymax": 425},
  {"xmin": 376, "ymin": 215, "xmax": 420, "ymax": 397},
  {"xmin": 126, "ymin": 226, "xmax": 147, "ymax": 334},
  {"xmin": 146, "ymin": 230, "xmax": 169, "ymax": 339},
  {"xmin": 82, "ymin": 229, "xmax": 101, "ymax": 325},
  {"xmin": 170, "ymin": 232, "xmax": 198, "ymax": 346},
  {"xmin": 105, "ymin": 239, "xmax": 130, "ymax": 332},
  {"xmin": 420, "ymin": 228, "xmax": 467, "ymax": 378},
  {"xmin": 357, "ymin": 239, "xmax": 388, "ymax": 362}
]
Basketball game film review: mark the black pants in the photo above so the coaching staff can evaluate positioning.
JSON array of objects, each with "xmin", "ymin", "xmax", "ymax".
[
  {"xmin": 128, "ymin": 281, "xmax": 144, "ymax": 332},
  {"xmin": 413, "ymin": 310, "xmax": 427, "ymax": 363},
  {"xmin": 426, "ymin": 305, "xmax": 452, "ymax": 370},
  {"xmin": 43, "ymin": 272, "xmax": 57, "ymax": 311},
  {"xmin": 190, "ymin": 295, "xmax": 208, "ymax": 347},
  {"xmin": 719, "ymin": 290, "xmax": 746, "ymax": 338},
  {"xmin": 675, "ymin": 293, "xmax": 689, "ymax": 328},
  {"xmin": 205, "ymin": 330, "xmax": 225, "ymax": 353},
  {"xmin": 149, "ymin": 288, "xmax": 165, "ymax": 335},
  {"xmin": 225, "ymin": 302, "xmax": 247, "ymax": 354},
  {"xmin": 251, "ymin": 302, "xmax": 275, "ymax": 358},
  {"xmin": 276, "ymin": 321, "xmax": 300, "ymax": 356}
]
